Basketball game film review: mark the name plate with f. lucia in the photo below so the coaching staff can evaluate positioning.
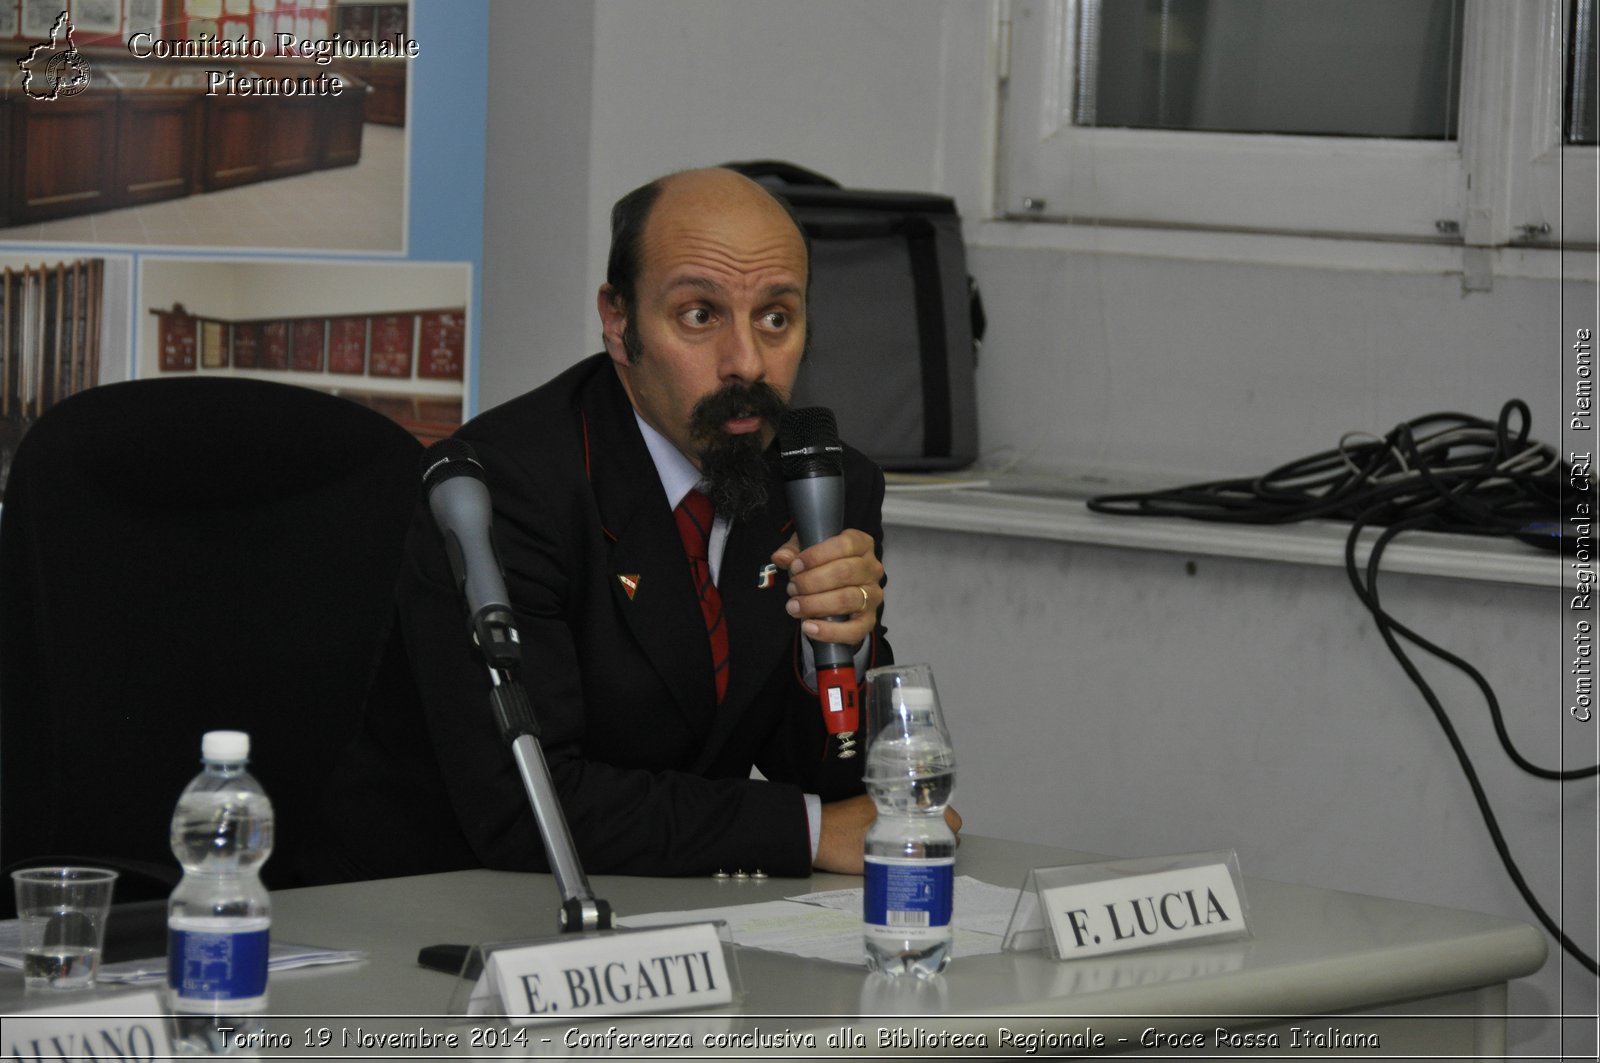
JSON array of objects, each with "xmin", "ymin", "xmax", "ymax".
[{"xmin": 1005, "ymin": 851, "xmax": 1251, "ymax": 961}]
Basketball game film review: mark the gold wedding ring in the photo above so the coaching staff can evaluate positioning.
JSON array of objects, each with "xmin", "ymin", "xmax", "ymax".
[{"xmin": 857, "ymin": 584, "xmax": 872, "ymax": 611}]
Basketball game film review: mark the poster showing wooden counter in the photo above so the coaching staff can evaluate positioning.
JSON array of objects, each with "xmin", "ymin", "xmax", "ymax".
[{"xmin": 0, "ymin": 0, "xmax": 408, "ymax": 250}]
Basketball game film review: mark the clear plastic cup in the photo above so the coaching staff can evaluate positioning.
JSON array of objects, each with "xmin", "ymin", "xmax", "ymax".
[{"xmin": 11, "ymin": 867, "xmax": 118, "ymax": 990}]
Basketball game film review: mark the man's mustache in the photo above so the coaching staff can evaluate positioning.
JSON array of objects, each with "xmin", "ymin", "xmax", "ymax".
[{"xmin": 689, "ymin": 382, "xmax": 788, "ymax": 439}]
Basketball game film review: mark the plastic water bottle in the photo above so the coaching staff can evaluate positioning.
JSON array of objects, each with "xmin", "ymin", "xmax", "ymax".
[
  {"xmin": 167, "ymin": 731, "xmax": 274, "ymax": 1049},
  {"xmin": 862, "ymin": 675, "xmax": 957, "ymax": 977}
]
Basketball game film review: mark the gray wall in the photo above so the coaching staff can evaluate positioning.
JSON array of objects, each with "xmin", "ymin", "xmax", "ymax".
[
  {"xmin": 482, "ymin": 2, "xmax": 1596, "ymax": 1055},
  {"xmin": 480, "ymin": 0, "xmax": 596, "ymax": 409}
]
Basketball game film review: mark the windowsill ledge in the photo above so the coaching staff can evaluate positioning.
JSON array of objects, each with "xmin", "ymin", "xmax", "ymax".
[
  {"xmin": 969, "ymin": 220, "xmax": 1596, "ymax": 284},
  {"xmin": 882, "ymin": 472, "xmax": 1565, "ymax": 590}
]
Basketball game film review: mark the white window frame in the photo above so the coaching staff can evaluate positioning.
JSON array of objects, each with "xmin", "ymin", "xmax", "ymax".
[
  {"xmin": 1492, "ymin": 0, "xmax": 1598, "ymax": 247},
  {"xmin": 994, "ymin": 0, "xmax": 1596, "ymax": 253}
]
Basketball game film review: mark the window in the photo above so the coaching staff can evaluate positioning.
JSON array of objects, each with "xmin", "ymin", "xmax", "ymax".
[
  {"xmin": 996, "ymin": 0, "xmax": 1597, "ymax": 248},
  {"xmin": 1076, "ymin": 0, "xmax": 1463, "ymax": 140},
  {"xmin": 1570, "ymin": 0, "xmax": 1598, "ymax": 144}
]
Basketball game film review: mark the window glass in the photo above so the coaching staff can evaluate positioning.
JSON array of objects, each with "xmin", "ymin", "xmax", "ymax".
[
  {"xmin": 1570, "ymin": 0, "xmax": 1597, "ymax": 145},
  {"xmin": 1076, "ymin": 0, "xmax": 1464, "ymax": 139}
]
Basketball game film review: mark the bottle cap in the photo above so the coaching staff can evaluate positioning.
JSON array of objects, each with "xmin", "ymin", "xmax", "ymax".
[
  {"xmin": 894, "ymin": 687, "xmax": 935, "ymax": 708},
  {"xmin": 201, "ymin": 730, "xmax": 250, "ymax": 763}
]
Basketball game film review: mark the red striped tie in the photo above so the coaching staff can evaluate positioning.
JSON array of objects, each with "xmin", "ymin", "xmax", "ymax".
[{"xmin": 674, "ymin": 489, "xmax": 729, "ymax": 703}]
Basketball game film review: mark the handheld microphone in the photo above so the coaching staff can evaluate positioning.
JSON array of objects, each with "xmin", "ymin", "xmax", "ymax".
[
  {"xmin": 779, "ymin": 407, "xmax": 861, "ymax": 754},
  {"xmin": 420, "ymin": 439, "xmax": 522, "ymax": 670}
]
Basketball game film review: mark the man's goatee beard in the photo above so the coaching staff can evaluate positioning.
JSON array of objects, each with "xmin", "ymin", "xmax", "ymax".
[{"xmin": 689, "ymin": 381, "xmax": 788, "ymax": 521}]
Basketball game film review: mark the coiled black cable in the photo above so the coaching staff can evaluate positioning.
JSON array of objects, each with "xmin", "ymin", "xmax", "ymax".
[{"xmin": 1089, "ymin": 398, "xmax": 1598, "ymax": 975}]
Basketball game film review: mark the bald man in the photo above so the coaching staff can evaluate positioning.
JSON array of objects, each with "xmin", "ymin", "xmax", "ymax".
[{"xmin": 303, "ymin": 168, "xmax": 947, "ymax": 883}]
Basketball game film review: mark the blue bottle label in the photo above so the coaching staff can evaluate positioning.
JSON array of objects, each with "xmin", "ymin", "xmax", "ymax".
[
  {"xmin": 863, "ymin": 856, "xmax": 955, "ymax": 930},
  {"xmin": 167, "ymin": 919, "xmax": 270, "ymax": 1002}
]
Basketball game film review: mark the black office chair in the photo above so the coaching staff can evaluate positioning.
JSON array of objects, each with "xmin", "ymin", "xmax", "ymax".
[{"xmin": 0, "ymin": 377, "xmax": 424, "ymax": 911}]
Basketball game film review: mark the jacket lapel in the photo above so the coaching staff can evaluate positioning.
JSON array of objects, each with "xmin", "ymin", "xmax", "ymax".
[{"xmin": 580, "ymin": 368, "xmax": 718, "ymax": 734}]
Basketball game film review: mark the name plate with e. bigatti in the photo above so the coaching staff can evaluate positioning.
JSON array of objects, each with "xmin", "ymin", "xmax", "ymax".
[{"xmin": 477, "ymin": 923, "xmax": 733, "ymax": 1027}]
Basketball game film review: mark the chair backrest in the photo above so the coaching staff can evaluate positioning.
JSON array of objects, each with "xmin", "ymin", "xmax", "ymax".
[{"xmin": 0, "ymin": 377, "xmax": 423, "ymax": 901}]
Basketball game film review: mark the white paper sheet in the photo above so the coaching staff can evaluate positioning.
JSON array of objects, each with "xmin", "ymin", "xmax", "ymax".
[{"xmin": 616, "ymin": 876, "xmax": 1018, "ymax": 967}]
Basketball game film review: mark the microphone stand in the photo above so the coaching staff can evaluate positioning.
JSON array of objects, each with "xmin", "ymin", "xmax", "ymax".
[
  {"xmin": 415, "ymin": 439, "xmax": 612, "ymax": 981},
  {"xmin": 477, "ymin": 606, "xmax": 613, "ymax": 934}
]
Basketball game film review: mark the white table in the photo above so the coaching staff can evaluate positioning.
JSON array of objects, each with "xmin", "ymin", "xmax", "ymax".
[{"xmin": 1, "ymin": 835, "xmax": 1548, "ymax": 1059}]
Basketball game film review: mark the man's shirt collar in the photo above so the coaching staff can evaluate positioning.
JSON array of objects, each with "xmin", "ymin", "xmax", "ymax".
[{"xmin": 634, "ymin": 411, "xmax": 702, "ymax": 511}]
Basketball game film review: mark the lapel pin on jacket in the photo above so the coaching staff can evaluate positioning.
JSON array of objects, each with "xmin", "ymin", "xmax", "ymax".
[
  {"xmin": 756, "ymin": 563, "xmax": 778, "ymax": 589},
  {"xmin": 618, "ymin": 573, "xmax": 641, "ymax": 600}
]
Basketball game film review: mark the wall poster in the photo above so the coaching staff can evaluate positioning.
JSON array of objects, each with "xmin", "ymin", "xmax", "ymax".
[{"xmin": 0, "ymin": 0, "xmax": 487, "ymax": 495}]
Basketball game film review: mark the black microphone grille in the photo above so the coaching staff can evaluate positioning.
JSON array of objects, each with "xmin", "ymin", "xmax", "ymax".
[
  {"xmin": 779, "ymin": 406, "xmax": 843, "ymax": 480},
  {"xmin": 420, "ymin": 438, "xmax": 485, "ymax": 492}
]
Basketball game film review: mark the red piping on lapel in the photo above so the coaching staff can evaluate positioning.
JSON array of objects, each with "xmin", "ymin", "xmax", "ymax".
[
  {"xmin": 580, "ymin": 411, "xmax": 620, "ymax": 543},
  {"xmin": 581, "ymin": 410, "xmax": 593, "ymax": 480}
]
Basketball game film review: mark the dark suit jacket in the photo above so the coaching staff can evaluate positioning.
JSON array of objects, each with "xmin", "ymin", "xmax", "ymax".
[{"xmin": 302, "ymin": 354, "xmax": 889, "ymax": 882}]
